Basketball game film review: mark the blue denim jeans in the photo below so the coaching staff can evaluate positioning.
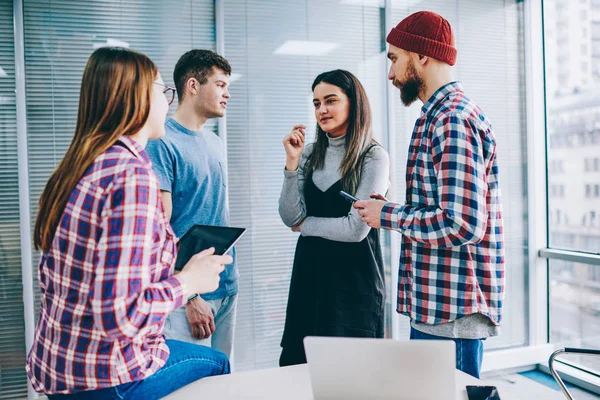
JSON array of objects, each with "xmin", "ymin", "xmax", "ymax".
[
  {"xmin": 46, "ymin": 339, "xmax": 230, "ymax": 400},
  {"xmin": 410, "ymin": 327, "xmax": 484, "ymax": 379}
]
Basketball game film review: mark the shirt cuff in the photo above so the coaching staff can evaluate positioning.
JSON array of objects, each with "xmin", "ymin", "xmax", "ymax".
[
  {"xmin": 283, "ymin": 167, "xmax": 298, "ymax": 177},
  {"xmin": 165, "ymin": 275, "xmax": 186, "ymax": 309},
  {"xmin": 381, "ymin": 202, "xmax": 403, "ymax": 230},
  {"xmin": 299, "ymin": 217, "xmax": 314, "ymax": 237}
]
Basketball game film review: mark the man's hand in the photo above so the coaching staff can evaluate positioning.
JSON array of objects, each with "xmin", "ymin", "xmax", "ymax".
[
  {"xmin": 354, "ymin": 194, "xmax": 388, "ymax": 229},
  {"xmin": 186, "ymin": 296, "xmax": 215, "ymax": 340},
  {"xmin": 368, "ymin": 192, "xmax": 388, "ymax": 202}
]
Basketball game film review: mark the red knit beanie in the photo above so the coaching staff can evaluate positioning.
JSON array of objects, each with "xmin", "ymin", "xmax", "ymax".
[{"xmin": 386, "ymin": 11, "xmax": 457, "ymax": 66}]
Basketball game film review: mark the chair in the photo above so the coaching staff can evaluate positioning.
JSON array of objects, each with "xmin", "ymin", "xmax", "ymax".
[{"xmin": 549, "ymin": 348, "xmax": 600, "ymax": 399}]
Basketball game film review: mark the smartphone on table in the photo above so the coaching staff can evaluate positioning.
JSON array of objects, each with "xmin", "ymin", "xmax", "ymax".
[{"xmin": 466, "ymin": 385, "xmax": 501, "ymax": 400}]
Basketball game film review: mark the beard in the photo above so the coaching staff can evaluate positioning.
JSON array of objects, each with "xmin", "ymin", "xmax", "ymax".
[{"xmin": 393, "ymin": 61, "xmax": 424, "ymax": 107}]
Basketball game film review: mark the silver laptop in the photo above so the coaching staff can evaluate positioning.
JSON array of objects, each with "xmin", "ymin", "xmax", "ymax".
[{"xmin": 304, "ymin": 336, "xmax": 456, "ymax": 400}]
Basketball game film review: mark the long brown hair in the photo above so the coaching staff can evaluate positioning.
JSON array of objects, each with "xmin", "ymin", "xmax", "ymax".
[
  {"xmin": 305, "ymin": 69, "xmax": 376, "ymax": 195},
  {"xmin": 34, "ymin": 47, "xmax": 157, "ymax": 252}
]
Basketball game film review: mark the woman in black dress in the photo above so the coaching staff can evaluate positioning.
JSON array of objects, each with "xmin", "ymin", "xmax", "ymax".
[{"xmin": 278, "ymin": 70, "xmax": 390, "ymax": 366}]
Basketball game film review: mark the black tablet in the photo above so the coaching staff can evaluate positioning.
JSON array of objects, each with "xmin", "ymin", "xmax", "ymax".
[{"xmin": 174, "ymin": 225, "xmax": 246, "ymax": 271}]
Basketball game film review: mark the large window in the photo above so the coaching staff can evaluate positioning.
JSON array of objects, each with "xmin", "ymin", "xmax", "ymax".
[
  {"xmin": 545, "ymin": 0, "xmax": 600, "ymax": 254},
  {"xmin": 550, "ymin": 260, "xmax": 600, "ymax": 374},
  {"xmin": 390, "ymin": 0, "xmax": 529, "ymax": 349},
  {"xmin": 544, "ymin": 0, "xmax": 600, "ymax": 377}
]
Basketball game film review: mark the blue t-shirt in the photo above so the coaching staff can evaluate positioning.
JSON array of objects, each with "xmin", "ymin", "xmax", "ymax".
[{"xmin": 146, "ymin": 118, "xmax": 238, "ymax": 300}]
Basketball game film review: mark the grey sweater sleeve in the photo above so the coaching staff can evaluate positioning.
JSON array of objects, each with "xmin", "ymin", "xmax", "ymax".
[
  {"xmin": 278, "ymin": 146, "xmax": 312, "ymax": 227},
  {"xmin": 301, "ymin": 146, "xmax": 390, "ymax": 242}
]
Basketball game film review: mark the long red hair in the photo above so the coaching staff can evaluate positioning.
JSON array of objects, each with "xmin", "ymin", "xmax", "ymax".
[{"xmin": 34, "ymin": 47, "xmax": 157, "ymax": 252}]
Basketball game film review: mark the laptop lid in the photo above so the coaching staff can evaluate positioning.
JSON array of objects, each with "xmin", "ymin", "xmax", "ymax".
[{"xmin": 304, "ymin": 336, "xmax": 456, "ymax": 400}]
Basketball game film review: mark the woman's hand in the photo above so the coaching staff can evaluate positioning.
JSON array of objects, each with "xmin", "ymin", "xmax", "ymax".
[
  {"xmin": 177, "ymin": 248, "xmax": 231, "ymax": 295},
  {"xmin": 283, "ymin": 124, "xmax": 306, "ymax": 171}
]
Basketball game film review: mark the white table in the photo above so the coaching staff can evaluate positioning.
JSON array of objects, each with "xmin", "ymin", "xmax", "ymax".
[{"xmin": 165, "ymin": 364, "xmax": 529, "ymax": 399}]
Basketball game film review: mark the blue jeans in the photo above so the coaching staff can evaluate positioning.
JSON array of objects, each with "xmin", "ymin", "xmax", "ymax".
[
  {"xmin": 46, "ymin": 339, "xmax": 230, "ymax": 400},
  {"xmin": 410, "ymin": 328, "xmax": 484, "ymax": 379},
  {"xmin": 164, "ymin": 294, "xmax": 237, "ymax": 362}
]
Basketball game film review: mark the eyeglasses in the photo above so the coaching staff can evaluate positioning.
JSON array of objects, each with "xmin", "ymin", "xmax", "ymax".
[{"xmin": 154, "ymin": 82, "xmax": 176, "ymax": 105}]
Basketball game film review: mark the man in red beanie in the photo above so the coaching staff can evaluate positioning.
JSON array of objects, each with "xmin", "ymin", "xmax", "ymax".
[{"xmin": 354, "ymin": 10, "xmax": 505, "ymax": 378}]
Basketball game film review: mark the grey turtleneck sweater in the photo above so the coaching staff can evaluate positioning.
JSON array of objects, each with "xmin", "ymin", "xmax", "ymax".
[
  {"xmin": 278, "ymin": 134, "xmax": 389, "ymax": 242},
  {"xmin": 278, "ymin": 134, "xmax": 498, "ymax": 339}
]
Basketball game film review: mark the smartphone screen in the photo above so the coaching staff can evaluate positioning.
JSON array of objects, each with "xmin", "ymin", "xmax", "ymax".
[{"xmin": 466, "ymin": 385, "xmax": 501, "ymax": 400}]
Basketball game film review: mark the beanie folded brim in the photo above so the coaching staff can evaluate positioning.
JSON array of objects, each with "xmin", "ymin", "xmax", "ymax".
[{"xmin": 386, "ymin": 27, "xmax": 457, "ymax": 66}]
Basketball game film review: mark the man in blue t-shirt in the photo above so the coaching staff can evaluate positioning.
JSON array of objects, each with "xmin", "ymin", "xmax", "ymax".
[{"xmin": 146, "ymin": 50, "xmax": 237, "ymax": 359}]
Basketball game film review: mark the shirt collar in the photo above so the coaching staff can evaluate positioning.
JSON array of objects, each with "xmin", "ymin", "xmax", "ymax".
[
  {"xmin": 116, "ymin": 135, "xmax": 151, "ymax": 166},
  {"xmin": 167, "ymin": 117, "xmax": 205, "ymax": 137},
  {"xmin": 326, "ymin": 132, "xmax": 346, "ymax": 149},
  {"xmin": 421, "ymin": 81, "xmax": 463, "ymax": 116}
]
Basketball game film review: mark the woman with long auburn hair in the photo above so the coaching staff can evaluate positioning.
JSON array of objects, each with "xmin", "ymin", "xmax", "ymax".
[
  {"xmin": 278, "ymin": 69, "xmax": 390, "ymax": 366},
  {"xmin": 27, "ymin": 47, "xmax": 231, "ymax": 400}
]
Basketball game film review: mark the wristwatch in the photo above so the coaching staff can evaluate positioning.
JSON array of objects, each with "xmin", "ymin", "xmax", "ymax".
[{"xmin": 187, "ymin": 293, "xmax": 199, "ymax": 304}]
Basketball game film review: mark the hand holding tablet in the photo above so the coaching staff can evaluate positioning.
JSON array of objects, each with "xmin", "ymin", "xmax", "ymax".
[
  {"xmin": 174, "ymin": 225, "xmax": 246, "ymax": 296},
  {"xmin": 175, "ymin": 225, "xmax": 246, "ymax": 271}
]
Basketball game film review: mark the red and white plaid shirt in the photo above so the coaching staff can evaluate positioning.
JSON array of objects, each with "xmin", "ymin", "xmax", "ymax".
[
  {"xmin": 381, "ymin": 82, "xmax": 505, "ymax": 326},
  {"xmin": 26, "ymin": 136, "xmax": 185, "ymax": 394}
]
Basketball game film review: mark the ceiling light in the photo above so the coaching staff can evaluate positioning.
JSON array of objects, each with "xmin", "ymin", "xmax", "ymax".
[
  {"xmin": 93, "ymin": 38, "xmax": 130, "ymax": 49},
  {"xmin": 274, "ymin": 40, "xmax": 340, "ymax": 56}
]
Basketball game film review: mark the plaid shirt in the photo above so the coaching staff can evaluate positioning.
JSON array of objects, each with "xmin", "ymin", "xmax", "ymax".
[
  {"xmin": 381, "ymin": 82, "xmax": 505, "ymax": 326},
  {"xmin": 26, "ymin": 136, "xmax": 185, "ymax": 394}
]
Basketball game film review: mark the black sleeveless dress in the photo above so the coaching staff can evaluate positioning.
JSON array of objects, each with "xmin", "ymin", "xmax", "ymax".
[{"xmin": 279, "ymin": 156, "xmax": 386, "ymax": 366}]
